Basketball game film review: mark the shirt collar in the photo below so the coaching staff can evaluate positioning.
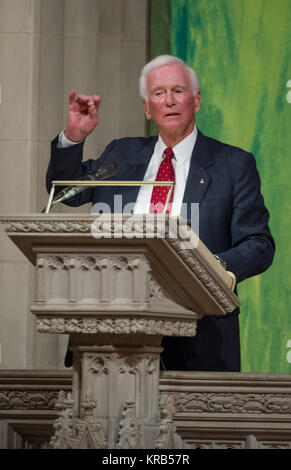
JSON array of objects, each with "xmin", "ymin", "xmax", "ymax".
[{"xmin": 157, "ymin": 126, "xmax": 198, "ymax": 166}]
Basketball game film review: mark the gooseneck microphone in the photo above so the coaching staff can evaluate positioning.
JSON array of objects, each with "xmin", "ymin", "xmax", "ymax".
[{"xmin": 42, "ymin": 161, "xmax": 118, "ymax": 212}]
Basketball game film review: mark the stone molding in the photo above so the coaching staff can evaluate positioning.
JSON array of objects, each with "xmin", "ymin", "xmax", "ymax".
[
  {"xmin": 159, "ymin": 371, "xmax": 291, "ymax": 416},
  {"xmin": 36, "ymin": 317, "xmax": 197, "ymax": 336},
  {"xmin": 0, "ymin": 390, "xmax": 59, "ymax": 411},
  {"xmin": 0, "ymin": 370, "xmax": 72, "ymax": 413},
  {"xmin": 172, "ymin": 391, "xmax": 291, "ymax": 415},
  {"xmin": 0, "ymin": 218, "xmax": 92, "ymax": 234},
  {"xmin": 1, "ymin": 370, "xmax": 291, "ymax": 449},
  {"xmin": 0, "ymin": 370, "xmax": 72, "ymax": 449},
  {"xmin": 159, "ymin": 371, "xmax": 291, "ymax": 449}
]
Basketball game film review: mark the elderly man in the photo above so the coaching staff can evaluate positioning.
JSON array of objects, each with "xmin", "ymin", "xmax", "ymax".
[{"xmin": 46, "ymin": 55, "xmax": 275, "ymax": 372}]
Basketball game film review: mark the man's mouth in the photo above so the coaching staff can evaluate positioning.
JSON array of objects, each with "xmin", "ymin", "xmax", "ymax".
[{"xmin": 164, "ymin": 112, "xmax": 180, "ymax": 117}]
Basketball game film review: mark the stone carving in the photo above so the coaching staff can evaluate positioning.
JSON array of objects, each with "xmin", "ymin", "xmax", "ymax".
[
  {"xmin": 49, "ymin": 391, "xmax": 75, "ymax": 448},
  {"xmin": 166, "ymin": 237, "xmax": 236, "ymax": 312},
  {"xmin": 156, "ymin": 394, "xmax": 189, "ymax": 449},
  {"xmin": 112, "ymin": 256, "xmax": 140, "ymax": 271},
  {"xmin": 188, "ymin": 441, "xmax": 243, "ymax": 449},
  {"xmin": 39, "ymin": 255, "xmax": 109, "ymax": 273},
  {"xmin": 148, "ymin": 272, "xmax": 168, "ymax": 302},
  {"xmin": 146, "ymin": 357, "xmax": 158, "ymax": 374},
  {"xmin": 172, "ymin": 392, "xmax": 291, "ymax": 414},
  {"xmin": 49, "ymin": 391, "xmax": 107, "ymax": 449},
  {"xmin": 116, "ymin": 401, "xmax": 142, "ymax": 449},
  {"xmin": 1, "ymin": 219, "xmax": 92, "ymax": 234},
  {"xmin": 118, "ymin": 356, "xmax": 140, "ymax": 375},
  {"xmin": 262, "ymin": 442, "xmax": 291, "ymax": 449},
  {"xmin": 88, "ymin": 356, "xmax": 110, "ymax": 376},
  {"xmin": 79, "ymin": 256, "xmax": 108, "ymax": 271},
  {"xmin": 36, "ymin": 317, "xmax": 197, "ymax": 336},
  {"xmin": 47, "ymin": 256, "xmax": 70, "ymax": 270},
  {"xmin": 0, "ymin": 390, "xmax": 58, "ymax": 410}
]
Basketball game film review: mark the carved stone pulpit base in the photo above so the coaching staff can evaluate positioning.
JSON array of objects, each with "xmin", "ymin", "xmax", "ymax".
[{"xmin": 50, "ymin": 336, "xmax": 163, "ymax": 449}]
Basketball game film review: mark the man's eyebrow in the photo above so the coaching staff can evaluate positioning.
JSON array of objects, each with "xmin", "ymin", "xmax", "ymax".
[
  {"xmin": 150, "ymin": 83, "xmax": 187, "ymax": 91},
  {"xmin": 150, "ymin": 85, "xmax": 165, "ymax": 91}
]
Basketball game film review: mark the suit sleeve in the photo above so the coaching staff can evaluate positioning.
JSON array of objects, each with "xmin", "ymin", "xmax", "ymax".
[
  {"xmin": 46, "ymin": 136, "xmax": 116, "ymax": 207},
  {"xmin": 217, "ymin": 152, "xmax": 275, "ymax": 283}
]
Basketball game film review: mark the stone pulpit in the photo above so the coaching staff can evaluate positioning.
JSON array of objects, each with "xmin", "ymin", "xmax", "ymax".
[{"xmin": 0, "ymin": 214, "xmax": 239, "ymax": 449}]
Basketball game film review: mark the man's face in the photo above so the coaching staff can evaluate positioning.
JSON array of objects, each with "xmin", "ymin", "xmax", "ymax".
[{"xmin": 143, "ymin": 64, "xmax": 201, "ymax": 141}]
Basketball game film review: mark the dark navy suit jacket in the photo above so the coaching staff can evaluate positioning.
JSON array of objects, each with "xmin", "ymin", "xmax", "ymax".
[
  {"xmin": 47, "ymin": 129, "xmax": 275, "ymax": 286},
  {"xmin": 47, "ymin": 129, "xmax": 275, "ymax": 371}
]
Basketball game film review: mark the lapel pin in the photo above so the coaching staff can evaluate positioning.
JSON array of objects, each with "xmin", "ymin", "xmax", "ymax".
[{"xmin": 200, "ymin": 178, "xmax": 205, "ymax": 184}]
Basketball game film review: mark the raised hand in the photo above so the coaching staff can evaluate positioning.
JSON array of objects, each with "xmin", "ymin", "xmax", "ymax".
[{"xmin": 64, "ymin": 90, "xmax": 101, "ymax": 142}]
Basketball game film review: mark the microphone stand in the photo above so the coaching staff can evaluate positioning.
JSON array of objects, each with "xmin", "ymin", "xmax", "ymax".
[{"xmin": 42, "ymin": 180, "xmax": 175, "ymax": 214}]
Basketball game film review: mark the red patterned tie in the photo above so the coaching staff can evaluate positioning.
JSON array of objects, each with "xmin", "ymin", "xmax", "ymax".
[{"xmin": 150, "ymin": 147, "xmax": 175, "ymax": 214}]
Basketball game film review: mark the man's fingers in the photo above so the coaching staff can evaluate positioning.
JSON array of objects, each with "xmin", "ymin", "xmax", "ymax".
[
  {"xmin": 68, "ymin": 92, "xmax": 100, "ymax": 125},
  {"xmin": 69, "ymin": 90, "xmax": 76, "ymax": 105},
  {"xmin": 75, "ymin": 94, "xmax": 100, "ymax": 106},
  {"xmin": 69, "ymin": 92, "xmax": 100, "ymax": 108},
  {"xmin": 75, "ymin": 94, "xmax": 93, "ymax": 105},
  {"xmin": 88, "ymin": 101, "xmax": 99, "ymax": 121},
  {"xmin": 93, "ymin": 95, "xmax": 101, "ymax": 108}
]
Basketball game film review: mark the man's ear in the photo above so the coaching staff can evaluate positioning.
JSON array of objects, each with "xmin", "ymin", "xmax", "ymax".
[
  {"xmin": 143, "ymin": 99, "xmax": 151, "ymax": 120},
  {"xmin": 194, "ymin": 90, "xmax": 201, "ymax": 113}
]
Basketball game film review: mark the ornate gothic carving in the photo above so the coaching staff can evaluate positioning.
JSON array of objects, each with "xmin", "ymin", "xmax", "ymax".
[
  {"xmin": 148, "ymin": 272, "xmax": 169, "ymax": 302},
  {"xmin": 156, "ymin": 394, "xmax": 189, "ymax": 449},
  {"xmin": 88, "ymin": 356, "xmax": 110, "ymax": 376},
  {"xmin": 146, "ymin": 357, "xmax": 158, "ymax": 374},
  {"xmin": 79, "ymin": 256, "xmax": 108, "ymax": 271},
  {"xmin": 187, "ymin": 440, "xmax": 243, "ymax": 449},
  {"xmin": 116, "ymin": 401, "xmax": 142, "ymax": 449},
  {"xmin": 118, "ymin": 356, "xmax": 140, "ymax": 375},
  {"xmin": 166, "ymin": 237, "xmax": 237, "ymax": 312},
  {"xmin": 1, "ymin": 219, "xmax": 92, "ymax": 234},
  {"xmin": 172, "ymin": 391, "xmax": 291, "ymax": 414},
  {"xmin": 0, "ymin": 390, "xmax": 58, "ymax": 410},
  {"xmin": 49, "ymin": 391, "xmax": 107, "ymax": 449},
  {"xmin": 261, "ymin": 442, "xmax": 291, "ymax": 449},
  {"xmin": 36, "ymin": 317, "xmax": 197, "ymax": 336},
  {"xmin": 112, "ymin": 256, "xmax": 140, "ymax": 271},
  {"xmin": 185, "ymin": 436, "xmax": 291, "ymax": 449}
]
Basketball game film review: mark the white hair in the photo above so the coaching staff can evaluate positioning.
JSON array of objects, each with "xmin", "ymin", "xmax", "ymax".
[{"xmin": 139, "ymin": 55, "xmax": 200, "ymax": 102}]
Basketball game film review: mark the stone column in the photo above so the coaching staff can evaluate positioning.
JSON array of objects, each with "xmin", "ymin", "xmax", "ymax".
[{"xmin": 0, "ymin": 0, "xmax": 47, "ymax": 369}]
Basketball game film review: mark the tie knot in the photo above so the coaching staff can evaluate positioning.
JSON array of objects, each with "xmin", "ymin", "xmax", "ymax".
[{"xmin": 164, "ymin": 147, "xmax": 174, "ymax": 159}]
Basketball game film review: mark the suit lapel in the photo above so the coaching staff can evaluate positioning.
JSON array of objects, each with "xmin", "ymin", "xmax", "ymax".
[
  {"xmin": 117, "ymin": 132, "xmax": 213, "ymax": 211},
  {"xmin": 183, "ymin": 130, "xmax": 213, "ymax": 205},
  {"xmin": 126, "ymin": 137, "xmax": 158, "ymax": 178}
]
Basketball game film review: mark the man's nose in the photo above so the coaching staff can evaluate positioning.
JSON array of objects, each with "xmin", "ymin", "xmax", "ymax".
[{"xmin": 165, "ymin": 91, "xmax": 175, "ymax": 106}]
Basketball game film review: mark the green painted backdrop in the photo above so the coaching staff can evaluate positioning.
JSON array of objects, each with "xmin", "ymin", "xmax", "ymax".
[{"xmin": 151, "ymin": 0, "xmax": 291, "ymax": 373}]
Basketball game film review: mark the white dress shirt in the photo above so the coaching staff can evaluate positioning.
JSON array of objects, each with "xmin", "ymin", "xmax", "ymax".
[
  {"xmin": 58, "ymin": 130, "xmax": 81, "ymax": 148},
  {"xmin": 133, "ymin": 127, "xmax": 197, "ymax": 216},
  {"xmin": 58, "ymin": 127, "xmax": 198, "ymax": 216}
]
